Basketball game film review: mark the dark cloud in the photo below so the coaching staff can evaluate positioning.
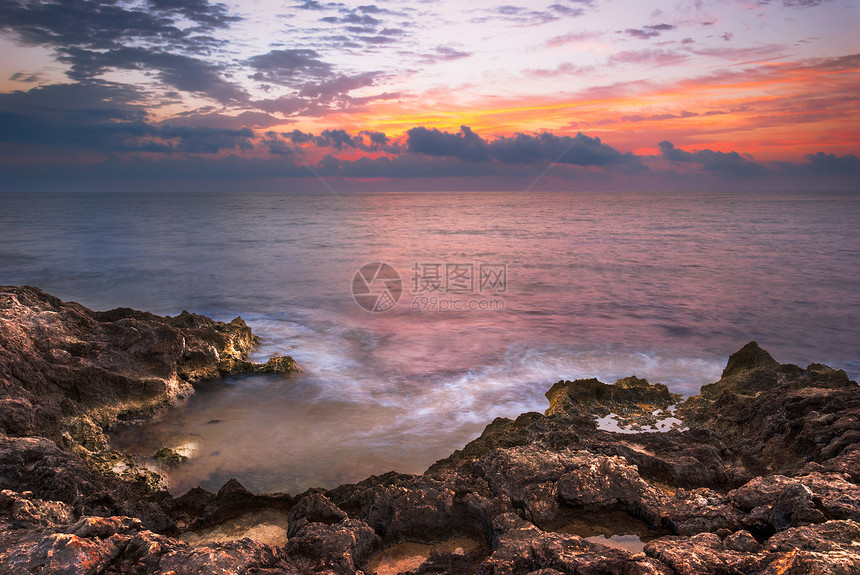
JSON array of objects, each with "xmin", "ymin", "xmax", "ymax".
[
  {"xmin": 322, "ymin": 12, "xmax": 382, "ymax": 27},
  {"xmin": 262, "ymin": 133, "xmax": 295, "ymax": 155},
  {"xmin": 316, "ymin": 129, "xmax": 401, "ymax": 152},
  {"xmin": 298, "ymin": 72, "xmax": 378, "ymax": 99},
  {"xmin": 471, "ymin": 2, "xmax": 591, "ymax": 27},
  {"xmin": 295, "ymin": 0, "xmax": 327, "ymax": 10},
  {"xmin": 624, "ymin": 23, "xmax": 675, "ymax": 39},
  {"xmin": 148, "ymin": 0, "xmax": 240, "ymax": 31},
  {"xmin": 779, "ymin": 0, "xmax": 827, "ymax": 7},
  {"xmin": 0, "ymin": 80, "xmax": 142, "ymax": 111},
  {"xmin": 247, "ymin": 49, "xmax": 332, "ymax": 85},
  {"xmin": 406, "ymin": 126, "xmax": 644, "ymax": 170},
  {"xmin": 547, "ymin": 3, "xmax": 587, "ymax": 17},
  {"xmin": 805, "ymin": 152, "xmax": 860, "ymax": 174},
  {"xmin": 490, "ymin": 132, "xmax": 645, "ymax": 168},
  {"xmin": 60, "ymin": 47, "xmax": 246, "ymax": 103},
  {"xmin": 315, "ymin": 128, "xmax": 357, "ymax": 150},
  {"xmin": 360, "ymin": 130, "xmax": 389, "ymax": 147},
  {"xmin": 262, "ymin": 128, "xmax": 399, "ymax": 154},
  {"xmin": 407, "ymin": 126, "xmax": 492, "ymax": 162},
  {"xmin": 494, "ymin": 6, "xmax": 557, "ymax": 25},
  {"xmin": 310, "ymin": 4, "xmax": 410, "ymax": 49},
  {"xmin": 9, "ymin": 72, "xmax": 40, "ymax": 83},
  {"xmin": 658, "ymin": 141, "xmax": 765, "ymax": 175},
  {"xmin": 0, "ymin": 0, "xmax": 246, "ymax": 103},
  {"xmin": 0, "ymin": 82, "xmax": 253, "ymax": 154},
  {"xmin": 164, "ymin": 110, "xmax": 285, "ymax": 130},
  {"xmin": 286, "ymin": 129, "xmax": 315, "ymax": 144},
  {"xmin": 0, "ymin": 0, "xmax": 237, "ymax": 50},
  {"xmin": 253, "ymin": 71, "xmax": 394, "ymax": 117}
]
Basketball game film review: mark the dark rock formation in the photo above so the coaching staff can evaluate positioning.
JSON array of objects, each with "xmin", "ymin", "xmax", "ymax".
[
  {"xmin": 546, "ymin": 375, "xmax": 681, "ymax": 428},
  {"xmin": 1, "ymin": 286, "xmax": 859, "ymax": 574}
]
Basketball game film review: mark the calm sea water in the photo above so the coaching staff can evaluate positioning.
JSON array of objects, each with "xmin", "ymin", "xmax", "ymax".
[{"xmin": 1, "ymin": 189, "xmax": 858, "ymax": 494}]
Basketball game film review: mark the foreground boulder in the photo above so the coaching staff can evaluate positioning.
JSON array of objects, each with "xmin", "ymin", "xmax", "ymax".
[{"xmin": 1, "ymin": 287, "xmax": 859, "ymax": 574}]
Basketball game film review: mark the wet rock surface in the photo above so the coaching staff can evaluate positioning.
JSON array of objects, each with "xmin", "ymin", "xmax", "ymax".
[{"xmin": 1, "ymin": 289, "xmax": 859, "ymax": 574}]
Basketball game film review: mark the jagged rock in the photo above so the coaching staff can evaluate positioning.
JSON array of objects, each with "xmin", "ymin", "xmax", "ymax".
[
  {"xmin": 478, "ymin": 522, "xmax": 671, "ymax": 575},
  {"xmin": 285, "ymin": 518, "xmax": 380, "ymax": 575},
  {"xmin": 645, "ymin": 532, "xmax": 774, "ymax": 575},
  {"xmin": 471, "ymin": 446, "xmax": 667, "ymax": 528},
  {"xmin": 763, "ymin": 520, "xmax": 860, "ymax": 574},
  {"xmin": 730, "ymin": 475, "xmax": 827, "ymax": 534},
  {"xmin": 157, "ymin": 537, "xmax": 290, "ymax": 575},
  {"xmin": 719, "ymin": 341, "xmax": 781, "ymax": 380},
  {"xmin": 287, "ymin": 492, "xmax": 347, "ymax": 537},
  {"xmin": 0, "ymin": 490, "xmax": 73, "ymax": 529},
  {"xmin": 154, "ymin": 447, "xmax": 189, "ymax": 467},
  {"xmin": 253, "ymin": 354, "xmax": 302, "ymax": 375},
  {"xmin": 797, "ymin": 472, "xmax": 860, "ymax": 522},
  {"xmin": 0, "ymin": 285, "xmax": 298, "ymax": 445},
  {"xmin": 724, "ymin": 529, "xmax": 762, "ymax": 553},
  {"xmin": 545, "ymin": 376, "xmax": 681, "ymax": 427},
  {"xmin": 4, "ymin": 531, "xmax": 123, "ymax": 575},
  {"xmin": 661, "ymin": 487, "xmax": 745, "ymax": 536},
  {"xmin": 677, "ymin": 343, "xmax": 860, "ymax": 477}
]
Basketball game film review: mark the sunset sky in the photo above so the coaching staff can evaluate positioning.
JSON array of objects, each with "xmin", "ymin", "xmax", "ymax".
[{"xmin": 1, "ymin": 0, "xmax": 858, "ymax": 190}]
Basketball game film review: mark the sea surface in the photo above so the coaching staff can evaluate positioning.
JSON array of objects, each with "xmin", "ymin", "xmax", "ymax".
[{"xmin": 1, "ymin": 189, "xmax": 858, "ymax": 494}]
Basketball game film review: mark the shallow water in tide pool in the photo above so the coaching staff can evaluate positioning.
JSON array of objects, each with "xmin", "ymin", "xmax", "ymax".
[{"xmin": 2, "ymin": 189, "xmax": 859, "ymax": 494}]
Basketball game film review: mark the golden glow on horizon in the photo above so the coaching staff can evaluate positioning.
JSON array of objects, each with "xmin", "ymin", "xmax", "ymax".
[{"xmin": 284, "ymin": 56, "xmax": 859, "ymax": 161}]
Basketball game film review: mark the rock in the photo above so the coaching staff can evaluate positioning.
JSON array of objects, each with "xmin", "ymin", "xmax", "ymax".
[
  {"xmin": 763, "ymin": 520, "xmax": 860, "ymax": 575},
  {"xmin": 7, "ymin": 532, "xmax": 122, "ymax": 575},
  {"xmin": 644, "ymin": 532, "xmax": 774, "ymax": 575},
  {"xmin": 677, "ymin": 345, "xmax": 860, "ymax": 477},
  {"xmin": 253, "ymin": 354, "xmax": 302, "ymax": 375},
  {"xmin": 720, "ymin": 341, "xmax": 781, "ymax": 380},
  {"xmin": 724, "ymin": 529, "xmax": 762, "ymax": 553},
  {"xmin": 661, "ymin": 488, "xmax": 745, "ymax": 536},
  {"xmin": 285, "ymin": 518, "xmax": 380, "ymax": 575},
  {"xmin": 545, "ymin": 376, "xmax": 681, "ymax": 428},
  {"xmin": 287, "ymin": 492, "xmax": 347, "ymax": 537},
  {"xmin": 157, "ymin": 537, "xmax": 290, "ymax": 575},
  {"xmin": 0, "ymin": 285, "xmax": 299, "ymax": 446},
  {"xmin": 730, "ymin": 475, "xmax": 827, "ymax": 533},
  {"xmin": 797, "ymin": 472, "xmax": 860, "ymax": 522},
  {"xmin": 154, "ymin": 447, "xmax": 189, "ymax": 467},
  {"xmin": 478, "ymin": 522, "xmax": 671, "ymax": 575},
  {"xmin": 0, "ymin": 490, "xmax": 73, "ymax": 529}
]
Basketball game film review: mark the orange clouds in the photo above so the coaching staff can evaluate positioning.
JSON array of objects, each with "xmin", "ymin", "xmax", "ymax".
[{"xmin": 303, "ymin": 53, "xmax": 860, "ymax": 161}]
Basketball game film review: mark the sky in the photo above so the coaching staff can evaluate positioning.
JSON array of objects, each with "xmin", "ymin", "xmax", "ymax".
[{"xmin": 0, "ymin": 0, "xmax": 859, "ymax": 191}]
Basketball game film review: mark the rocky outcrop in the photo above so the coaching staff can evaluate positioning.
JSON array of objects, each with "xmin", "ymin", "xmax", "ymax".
[
  {"xmin": 0, "ymin": 286, "xmax": 299, "ymax": 440},
  {"xmin": 545, "ymin": 376, "xmax": 681, "ymax": 428},
  {"xmin": 0, "ymin": 285, "xmax": 300, "ymax": 490},
  {"xmin": 1, "ymin": 287, "xmax": 859, "ymax": 574},
  {"xmin": 677, "ymin": 341, "xmax": 860, "ymax": 477}
]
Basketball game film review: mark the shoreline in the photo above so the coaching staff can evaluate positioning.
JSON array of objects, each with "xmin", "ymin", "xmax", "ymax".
[{"xmin": 1, "ymin": 285, "xmax": 859, "ymax": 574}]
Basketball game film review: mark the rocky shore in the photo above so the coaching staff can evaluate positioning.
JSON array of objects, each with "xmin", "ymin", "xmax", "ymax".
[{"xmin": 1, "ymin": 286, "xmax": 858, "ymax": 574}]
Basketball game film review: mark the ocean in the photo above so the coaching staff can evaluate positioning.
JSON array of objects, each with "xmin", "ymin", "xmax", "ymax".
[{"xmin": 1, "ymin": 189, "xmax": 858, "ymax": 494}]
